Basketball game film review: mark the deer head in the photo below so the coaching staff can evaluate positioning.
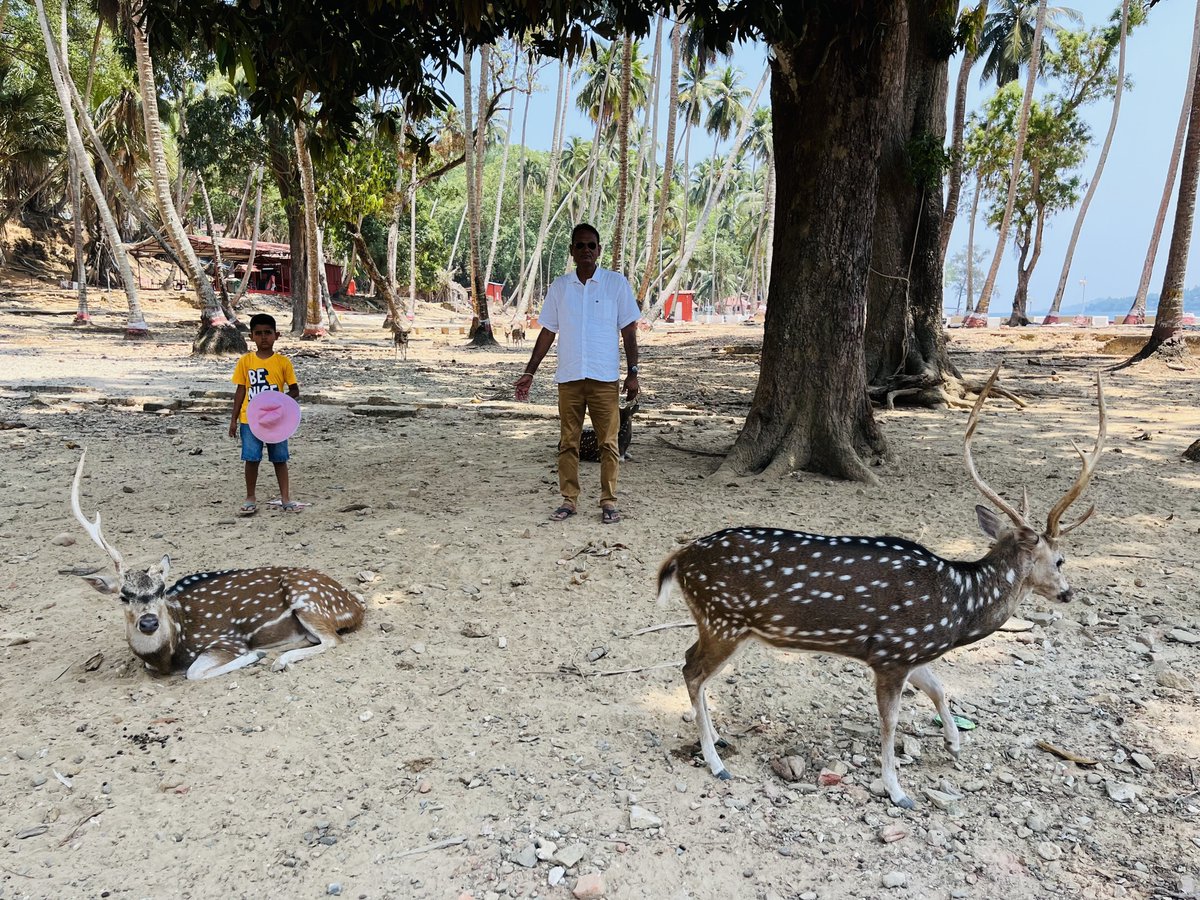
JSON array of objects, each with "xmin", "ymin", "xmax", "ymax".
[
  {"xmin": 964, "ymin": 366, "xmax": 1106, "ymax": 604},
  {"xmin": 71, "ymin": 451, "xmax": 181, "ymax": 661}
]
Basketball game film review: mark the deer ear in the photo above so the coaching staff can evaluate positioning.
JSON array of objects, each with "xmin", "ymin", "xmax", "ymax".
[
  {"xmin": 81, "ymin": 573, "xmax": 120, "ymax": 595},
  {"xmin": 1015, "ymin": 527, "xmax": 1041, "ymax": 550},
  {"xmin": 975, "ymin": 505, "xmax": 1004, "ymax": 539},
  {"xmin": 159, "ymin": 555, "xmax": 171, "ymax": 582}
]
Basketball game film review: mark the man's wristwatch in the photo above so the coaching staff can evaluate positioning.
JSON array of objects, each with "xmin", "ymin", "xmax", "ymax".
[{"xmin": 628, "ymin": 365, "xmax": 640, "ymax": 377}]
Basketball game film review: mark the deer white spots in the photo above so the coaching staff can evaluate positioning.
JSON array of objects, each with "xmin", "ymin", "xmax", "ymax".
[
  {"xmin": 71, "ymin": 451, "xmax": 366, "ymax": 680},
  {"xmin": 659, "ymin": 366, "xmax": 1107, "ymax": 809}
]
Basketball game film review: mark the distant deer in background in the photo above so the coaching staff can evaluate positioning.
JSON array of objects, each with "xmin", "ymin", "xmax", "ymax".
[
  {"xmin": 71, "ymin": 451, "xmax": 366, "ymax": 680},
  {"xmin": 657, "ymin": 367, "xmax": 1106, "ymax": 808},
  {"xmin": 507, "ymin": 323, "xmax": 526, "ymax": 346},
  {"xmin": 383, "ymin": 314, "xmax": 410, "ymax": 360}
]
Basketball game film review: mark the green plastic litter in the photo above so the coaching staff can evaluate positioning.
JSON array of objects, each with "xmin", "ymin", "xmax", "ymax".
[{"xmin": 933, "ymin": 714, "xmax": 977, "ymax": 731}]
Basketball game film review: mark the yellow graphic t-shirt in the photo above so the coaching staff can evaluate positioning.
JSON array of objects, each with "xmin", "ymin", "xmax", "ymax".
[{"xmin": 231, "ymin": 352, "xmax": 297, "ymax": 424}]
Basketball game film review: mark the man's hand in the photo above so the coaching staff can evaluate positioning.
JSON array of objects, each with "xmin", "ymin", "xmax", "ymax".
[
  {"xmin": 514, "ymin": 372, "xmax": 534, "ymax": 402},
  {"xmin": 624, "ymin": 374, "xmax": 639, "ymax": 402}
]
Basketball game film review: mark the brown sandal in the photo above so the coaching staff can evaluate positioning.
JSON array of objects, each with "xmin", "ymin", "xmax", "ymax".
[
  {"xmin": 550, "ymin": 504, "xmax": 576, "ymax": 521},
  {"xmin": 601, "ymin": 506, "xmax": 621, "ymax": 524}
]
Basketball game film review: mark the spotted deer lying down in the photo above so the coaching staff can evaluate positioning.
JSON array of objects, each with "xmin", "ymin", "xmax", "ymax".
[
  {"xmin": 71, "ymin": 451, "xmax": 365, "ymax": 680},
  {"xmin": 657, "ymin": 368, "xmax": 1106, "ymax": 808}
]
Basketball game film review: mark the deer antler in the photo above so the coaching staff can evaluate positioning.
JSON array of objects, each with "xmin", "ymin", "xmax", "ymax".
[
  {"xmin": 963, "ymin": 365, "xmax": 1030, "ymax": 528},
  {"xmin": 1044, "ymin": 373, "xmax": 1106, "ymax": 539},
  {"xmin": 71, "ymin": 450, "xmax": 124, "ymax": 576}
]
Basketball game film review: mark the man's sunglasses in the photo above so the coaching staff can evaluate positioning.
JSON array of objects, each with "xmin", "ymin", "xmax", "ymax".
[{"xmin": 572, "ymin": 241, "xmax": 598, "ymax": 250}]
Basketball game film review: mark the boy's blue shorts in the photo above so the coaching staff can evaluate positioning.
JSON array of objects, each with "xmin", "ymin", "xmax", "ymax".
[{"xmin": 240, "ymin": 423, "xmax": 289, "ymax": 463}]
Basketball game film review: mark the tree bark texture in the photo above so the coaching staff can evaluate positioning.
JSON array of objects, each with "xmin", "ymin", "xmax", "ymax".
[
  {"xmin": 722, "ymin": 3, "xmax": 905, "ymax": 482},
  {"xmin": 865, "ymin": 3, "xmax": 955, "ymax": 402}
]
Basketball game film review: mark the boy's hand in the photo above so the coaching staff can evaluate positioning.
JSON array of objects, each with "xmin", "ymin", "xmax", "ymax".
[{"xmin": 228, "ymin": 421, "xmax": 238, "ymax": 438}]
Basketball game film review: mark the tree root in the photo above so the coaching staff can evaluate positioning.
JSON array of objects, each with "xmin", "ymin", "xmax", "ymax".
[{"xmin": 868, "ymin": 372, "xmax": 1026, "ymax": 410}]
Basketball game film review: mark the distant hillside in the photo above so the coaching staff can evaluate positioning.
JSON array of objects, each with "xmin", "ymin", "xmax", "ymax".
[
  {"xmin": 1043, "ymin": 285, "xmax": 1200, "ymax": 318},
  {"xmin": 947, "ymin": 285, "xmax": 1200, "ymax": 318}
]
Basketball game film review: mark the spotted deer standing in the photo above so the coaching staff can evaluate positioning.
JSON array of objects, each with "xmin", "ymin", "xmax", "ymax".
[
  {"xmin": 70, "ymin": 451, "xmax": 366, "ymax": 680},
  {"xmin": 384, "ymin": 316, "xmax": 410, "ymax": 361},
  {"xmin": 657, "ymin": 368, "xmax": 1106, "ymax": 808}
]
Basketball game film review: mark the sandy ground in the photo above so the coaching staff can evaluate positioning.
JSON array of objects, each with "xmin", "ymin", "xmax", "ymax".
[{"xmin": 0, "ymin": 287, "xmax": 1197, "ymax": 900}]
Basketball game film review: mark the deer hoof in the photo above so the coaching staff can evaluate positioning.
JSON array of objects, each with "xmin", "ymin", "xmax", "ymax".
[
  {"xmin": 945, "ymin": 742, "xmax": 961, "ymax": 759},
  {"xmin": 270, "ymin": 659, "xmax": 289, "ymax": 672},
  {"xmin": 715, "ymin": 738, "xmax": 731, "ymax": 749},
  {"xmin": 894, "ymin": 795, "xmax": 915, "ymax": 810},
  {"xmin": 716, "ymin": 769, "xmax": 732, "ymax": 781}
]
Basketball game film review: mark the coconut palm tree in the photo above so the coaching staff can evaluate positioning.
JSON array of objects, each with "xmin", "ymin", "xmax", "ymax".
[
  {"xmin": 1125, "ymin": 0, "xmax": 1200, "ymax": 324},
  {"xmin": 610, "ymin": 35, "xmax": 634, "ymax": 272},
  {"xmin": 648, "ymin": 68, "xmax": 768, "ymax": 322},
  {"xmin": 941, "ymin": 0, "xmax": 989, "ymax": 263},
  {"xmin": 1121, "ymin": 17, "xmax": 1200, "ymax": 364},
  {"xmin": 513, "ymin": 58, "xmax": 569, "ymax": 321},
  {"xmin": 702, "ymin": 64, "xmax": 749, "ymax": 310},
  {"xmin": 965, "ymin": 0, "xmax": 1048, "ymax": 327},
  {"xmin": 34, "ymin": 0, "xmax": 148, "ymax": 336},
  {"xmin": 1045, "ymin": 0, "xmax": 1131, "ymax": 323},
  {"xmin": 978, "ymin": 0, "xmax": 1083, "ymax": 87},
  {"xmin": 675, "ymin": 53, "xmax": 712, "ymax": 256},
  {"xmin": 126, "ymin": 8, "xmax": 244, "ymax": 351},
  {"xmin": 636, "ymin": 19, "xmax": 681, "ymax": 307}
]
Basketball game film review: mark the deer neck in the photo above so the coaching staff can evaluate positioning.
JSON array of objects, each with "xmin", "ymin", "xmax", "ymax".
[{"xmin": 947, "ymin": 541, "xmax": 1032, "ymax": 649}]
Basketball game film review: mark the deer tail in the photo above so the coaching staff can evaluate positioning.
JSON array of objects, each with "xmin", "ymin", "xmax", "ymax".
[{"xmin": 656, "ymin": 554, "xmax": 679, "ymax": 608}]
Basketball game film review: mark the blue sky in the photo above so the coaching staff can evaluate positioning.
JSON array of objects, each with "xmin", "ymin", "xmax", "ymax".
[{"xmin": 456, "ymin": 2, "xmax": 1197, "ymax": 313}]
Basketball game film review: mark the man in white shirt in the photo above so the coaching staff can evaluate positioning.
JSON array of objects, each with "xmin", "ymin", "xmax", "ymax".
[{"xmin": 514, "ymin": 223, "xmax": 641, "ymax": 524}]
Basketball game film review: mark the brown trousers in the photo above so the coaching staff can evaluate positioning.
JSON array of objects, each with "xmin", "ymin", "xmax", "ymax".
[{"xmin": 557, "ymin": 378, "xmax": 619, "ymax": 507}]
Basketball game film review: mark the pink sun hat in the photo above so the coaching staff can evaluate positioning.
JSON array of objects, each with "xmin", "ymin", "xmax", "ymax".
[{"xmin": 246, "ymin": 391, "xmax": 301, "ymax": 443}]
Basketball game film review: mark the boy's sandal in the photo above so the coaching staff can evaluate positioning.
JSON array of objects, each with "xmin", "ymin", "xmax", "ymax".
[
  {"xmin": 238, "ymin": 501, "xmax": 258, "ymax": 516},
  {"xmin": 601, "ymin": 506, "xmax": 621, "ymax": 525},
  {"xmin": 549, "ymin": 504, "xmax": 576, "ymax": 521},
  {"xmin": 279, "ymin": 501, "xmax": 303, "ymax": 513}
]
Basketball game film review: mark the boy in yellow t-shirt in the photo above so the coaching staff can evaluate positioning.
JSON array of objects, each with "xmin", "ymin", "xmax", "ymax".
[{"xmin": 228, "ymin": 314, "xmax": 300, "ymax": 515}]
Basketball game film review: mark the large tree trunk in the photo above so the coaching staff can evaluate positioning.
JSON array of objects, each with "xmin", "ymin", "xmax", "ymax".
[
  {"xmin": 966, "ymin": 0, "xmax": 1047, "ymax": 327},
  {"xmin": 130, "ymin": 11, "xmax": 242, "ymax": 353},
  {"xmin": 1122, "ymin": 34, "xmax": 1200, "ymax": 365},
  {"xmin": 865, "ymin": 2, "xmax": 957, "ymax": 407},
  {"xmin": 609, "ymin": 35, "xmax": 634, "ymax": 272},
  {"xmin": 636, "ymin": 21, "xmax": 681, "ymax": 306},
  {"xmin": 1125, "ymin": 0, "xmax": 1200, "ymax": 325},
  {"xmin": 35, "ymin": 0, "xmax": 147, "ymax": 336},
  {"xmin": 721, "ymin": 3, "xmax": 904, "ymax": 483},
  {"xmin": 293, "ymin": 119, "xmax": 327, "ymax": 338},
  {"xmin": 1048, "ymin": 0, "xmax": 1129, "ymax": 323}
]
